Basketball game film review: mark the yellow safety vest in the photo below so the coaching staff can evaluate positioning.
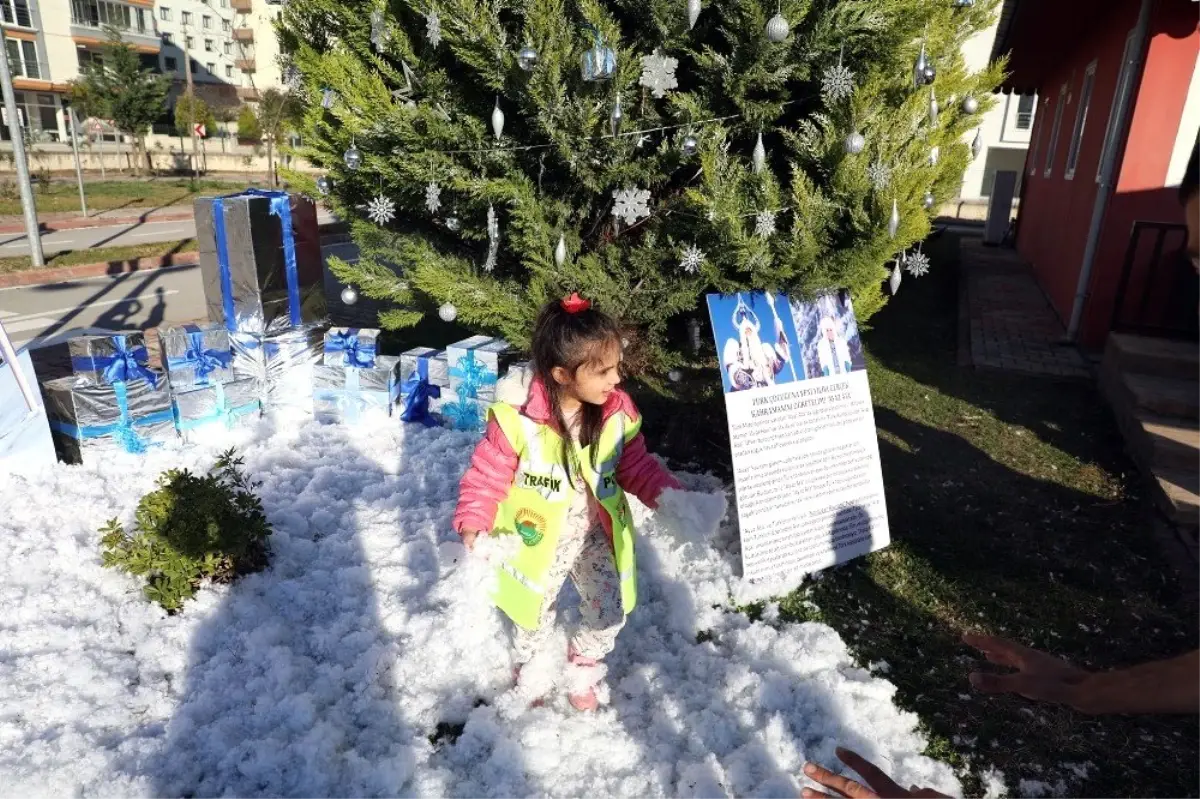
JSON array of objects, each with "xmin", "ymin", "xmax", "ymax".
[{"xmin": 488, "ymin": 402, "xmax": 640, "ymax": 630}]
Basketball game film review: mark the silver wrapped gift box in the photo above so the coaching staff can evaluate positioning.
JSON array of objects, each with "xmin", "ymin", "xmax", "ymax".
[
  {"xmin": 232, "ymin": 323, "xmax": 326, "ymax": 413},
  {"xmin": 322, "ymin": 327, "xmax": 381, "ymax": 368},
  {"xmin": 447, "ymin": 336, "xmax": 515, "ymax": 402},
  {"xmin": 160, "ymin": 322, "xmax": 235, "ymax": 391},
  {"xmin": 67, "ymin": 331, "xmax": 161, "ymax": 388},
  {"xmin": 399, "ymin": 346, "xmax": 449, "ymax": 387},
  {"xmin": 43, "ymin": 374, "xmax": 176, "ymax": 463},
  {"xmin": 194, "ymin": 191, "xmax": 326, "ymax": 335},
  {"xmin": 312, "ymin": 356, "xmax": 401, "ymax": 424},
  {"xmin": 172, "ymin": 378, "xmax": 262, "ymax": 443}
]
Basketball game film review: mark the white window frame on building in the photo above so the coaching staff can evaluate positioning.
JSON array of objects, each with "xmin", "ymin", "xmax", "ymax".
[
  {"xmin": 5, "ymin": 38, "xmax": 40, "ymax": 80},
  {"xmin": 1, "ymin": 92, "xmax": 61, "ymax": 143},
  {"xmin": 1, "ymin": 0, "xmax": 35, "ymax": 28},
  {"xmin": 1064, "ymin": 60, "xmax": 1098, "ymax": 181},
  {"xmin": 164, "ymin": 55, "xmax": 177, "ymax": 72},
  {"xmin": 1015, "ymin": 95, "xmax": 1035, "ymax": 131},
  {"xmin": 221, "ymin": 18, "xmax": 230, "ymax": 32},
  {"xmin": 185, "ymin": 34, "xmax": 194, "ymax": 48},
  {"xmin": 202, "ymin": 14, "xmax": 211, "ymax": 29},
  {"xmin": 180, "ymin": 9, "xmax": 191, "ymax": 24},
  {"xmin": 204, "ymin": 38, "xmax": 214, "ymax": 52},
  {"xmin": 223, "ymin": 40, "xmax": 232, "ymax": 55},
  {"xmin": 206, "ymin": 61, "xmax": 215, "ymax": 74},
  {"xmin": 158, "ymin": 5, "xmax": 170, "ymax": 21},
  {"xmin": 225, "ymin": 64, "xmax": 232, "ymax": 78},
  {"xmin": 1043, "ymin": 82, "xmax": 1068, "ymax": 178}
]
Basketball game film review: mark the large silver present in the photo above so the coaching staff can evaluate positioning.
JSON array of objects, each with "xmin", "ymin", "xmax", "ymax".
[
  {"xmin": 322, "ymin": 327, "xmax": 381, "ymax": 368},
  {"xmin": 67, "ymin": 331, "xmax": 161, "ymax": 388},
  {"xmin": 43, "ymin": 375, "xmax": 176, "ymax": 463},
  {"xmin": 172, "ymin": 378, "xmax": 261, "ymax": 443},
  {"xmin": 399, "ymin": 346, "xmax": 449, "ymax": 387},
  {"xmin": 160, "ymin": 322, "xmax": 235, "ymax": 391},
  {"xmin": 313, "ymin": 356, "xmax": 400, "ymax": 424},
  {"xmin": 194, "ymin": 191, "xmax": 326, "ymax": 335}
]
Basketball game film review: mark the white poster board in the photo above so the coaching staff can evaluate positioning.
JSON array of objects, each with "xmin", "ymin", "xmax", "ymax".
[{"xmin": 707, "ymin": 290, "xmax": 890, "ymax": 586}]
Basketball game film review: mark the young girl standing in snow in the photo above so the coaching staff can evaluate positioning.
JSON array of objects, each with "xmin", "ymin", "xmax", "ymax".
[{"xmin": 454, "ymin": 294, "xmax": 681, "ymax": 711}]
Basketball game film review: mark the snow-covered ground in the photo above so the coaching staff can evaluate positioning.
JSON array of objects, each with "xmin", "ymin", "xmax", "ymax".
[{"xmin": 0, "ymin": 415, "xmax": 961, "ymax": 797}]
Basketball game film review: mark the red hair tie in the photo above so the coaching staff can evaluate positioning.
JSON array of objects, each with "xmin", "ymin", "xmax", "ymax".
[{"xmin": 561, "ymin": 292, "xmax": 591, "ymax": 314}]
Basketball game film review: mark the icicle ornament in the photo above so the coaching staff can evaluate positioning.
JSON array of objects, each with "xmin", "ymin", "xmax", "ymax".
[
  {"xmin": 929, "ymin": 88, "xmax": 939, "ymax": 127},
  {"xmin": 687, "ymin": 0, "xmax": 701, "ymax": 29},
  {"xmin": 888, "ymin": 198, "xmax": 900, "ymax": 239},
  {"xmin": 491, "ymin": 98, "xmax": 505, "ymax": 140},
  {"xmin": 913, "ymin": 42, "xmax": 929, "ymax": 89},
  {"xmin": 610, "ymin": 93, "xmax": 623, "ymax": 137},
  {"xmin": 554, "ymin": 235, "xmax": 567, "ymax": 268},
  {"xmin": 971, "ymin": 129, "xmax": 983, "ymax": 159},
  {"xmin": 752, "ymin": 132, "xmax": 766, "ymax": 174}
]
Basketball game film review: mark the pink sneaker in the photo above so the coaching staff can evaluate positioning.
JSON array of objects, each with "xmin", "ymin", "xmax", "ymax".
[
  {"xmin": 512, "ymin": 664, "xmax": 546, "ymax": 708},
  {"xmin": 566, "ymin": 646, "xmax": 602, "ymax": 712}
]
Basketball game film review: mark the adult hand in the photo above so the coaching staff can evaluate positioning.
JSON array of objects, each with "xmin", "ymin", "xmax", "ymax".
[
  {"xmin": 801, "ymin": 748, "xmax": 950, "ymax": 798},
  {"xmin": 964, "ymin": 632, "xmax": 1088, "ymax": 707}
]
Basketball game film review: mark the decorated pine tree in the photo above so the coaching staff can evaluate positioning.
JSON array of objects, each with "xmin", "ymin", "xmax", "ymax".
[{"xmin": 277, "ymin": 0, "xmax": 1003, "ymax": 377}]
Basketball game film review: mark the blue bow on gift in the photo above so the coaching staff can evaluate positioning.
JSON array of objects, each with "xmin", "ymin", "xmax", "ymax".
[
  {"xmin": 399, "ymin": 356, "xmax": 441, "ymax": 427},
  {"xmin": 50, "ymin": 381, "xmax": 173, "ymax": 454},
  {"xmin": 326, "ymin": 329, "xmax": 376, "ymax": 368},
  {"xmin": 211, "ymin": 189, "xmax": 301, "ymax": 333},
  {"xmin": 72, "ymin": 336, "xmax": 159, "ymax": 387},
  {"xmin": 167, "ymin": 327, "xmax": 233, "ymax": 385},
  {"xmin": 442, "ymin": 396, "xmax": 485, "ymax": 432},
  {"xmin": 448, "ymin": 350, "xmax": 497, "ymax": 400},
  {"xmin": 176, "ymin": 382, "xmax": 260, "ymax": 431}
]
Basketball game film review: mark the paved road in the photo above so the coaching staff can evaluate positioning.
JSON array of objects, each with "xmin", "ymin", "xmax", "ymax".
[
  {"xmin": 1, "ymin": 240, "xmax": 361, "ymax": 348},
  {"xmin": 0, "ymin": 209, "xmax": 338, "ymax": 257}
]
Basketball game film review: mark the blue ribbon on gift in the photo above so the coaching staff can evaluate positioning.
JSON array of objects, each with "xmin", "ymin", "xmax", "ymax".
[
  {"xmin": 211, "ymin": 189, "xmax": 302, "ymax": 332},
  {"xmin": 325, "ymin": 328, "xmax": 376, "ymax": 368},
  {"xmin": 175, "ymin": 382, "xmax": 260, "ymax": 431},
  {"xmin": 449, "ymin": 349, "xmax": 497, "ymax": 400},
  {"xmin": 441, "ymin": 397, "xmax": 485, "ymax": 432},
  {"xmin": 70, "ymin": 336, "xmax": 158, "ymax": 387},
  {"xmin": 166, "ymin": 325, "xmax": 233, "ymax": 386},
  {"xmin": 399, "ymin": 356, "xmax": 442, "ymax": 427},
  {"xmin": 315, "ymin": 368, "xmax": 391, "ymax": 423},
  {"xmin": 49, "ymin": 381, "xmax": 174, "ymax": 454}
]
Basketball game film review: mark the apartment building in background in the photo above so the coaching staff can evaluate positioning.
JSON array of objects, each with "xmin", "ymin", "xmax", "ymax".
[{"xmin": 0, "ymin": 0, "xmax": 284, "ymax": 145}]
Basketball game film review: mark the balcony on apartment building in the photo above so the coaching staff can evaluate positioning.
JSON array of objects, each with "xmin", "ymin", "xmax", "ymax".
[
  {"xmin": 233, "ymin": 27, "xmax": 253, "ymax": 43},
  {"xmin": 232, "ymin": 0, "xmax": 252, "ymax": 13},
  {"xmin": 237, "ymin": 86, "xmax": 259, "ymax": 101},
  {"xmin": 234, "ymin": 56, "xmax": 255, "ymax": 72},
  {"xmin": 69, "ymin": 0, "xmax": 161, "ymax": 53},
  {"xmin": 0, "ymin": 0, "xmax": 37, "ymax": 29}
]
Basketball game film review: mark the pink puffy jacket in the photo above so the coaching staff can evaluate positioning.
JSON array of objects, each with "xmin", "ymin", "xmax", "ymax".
[{"xmin": 453, "ymin": 373, "xmax": 681, "ymax": 537}]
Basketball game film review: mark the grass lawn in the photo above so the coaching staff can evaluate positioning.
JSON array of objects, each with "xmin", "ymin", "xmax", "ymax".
[
  {"xmin": 0, "ymin": 239, "xmax": 197, "ymax": 275},
  {"xmin": 0, "ymin": 179, "xmax": 251, "ymax": 216},
  {"xmin": 638, "ymin": 232, "xmax": 1199, "ymax": 797}
]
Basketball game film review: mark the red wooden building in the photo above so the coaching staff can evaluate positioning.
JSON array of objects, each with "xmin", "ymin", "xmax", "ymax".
[{"xmin": 993, "ymin": 0, "xmax": 1199, "ymax": 350}]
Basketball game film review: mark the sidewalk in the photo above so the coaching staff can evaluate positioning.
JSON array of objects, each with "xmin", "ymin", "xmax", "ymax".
[
  {"xmin": 958, "ymin": 236, "xmax": 1090, "ymax": 379},
  {"xmin": 0, "ymin": 205, "xmax": 195, "ymax": 234}
]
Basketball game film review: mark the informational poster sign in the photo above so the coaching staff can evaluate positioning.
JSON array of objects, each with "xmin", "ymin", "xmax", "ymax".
[{"xmin": 706, "ymin": 290, "xmax": 890, "ymax": 585}]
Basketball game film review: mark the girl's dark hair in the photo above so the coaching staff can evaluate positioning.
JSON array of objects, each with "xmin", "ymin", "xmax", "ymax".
[{"xmin": 530, "ymin": 298, "xmax": 622, "ymax": 486}]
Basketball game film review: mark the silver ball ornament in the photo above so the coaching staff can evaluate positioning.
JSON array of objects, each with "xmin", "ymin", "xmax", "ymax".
[
  {"xmin": 765, "ymin": 13, "xmax": 789, "ymax": 42},
  {"xmin": 923, "ymin": 64, "xmax": 936, "ymax": 84},
  {"xmin": 681, "ymin": 134, "xmax": 699, "ymax": 156},
  {"xmin": 443, "ymin": 215, "xmax": 461, "ymax": 231},
  {"xmin": 315, "ymin": 175, "xmax": 331, "ymax": 195},
  {"xmin": 517, "ymin": 45, "xmax": 539, "ymax": 71},
  {"xmin": 340, "ymin": 285, "xmax": 359, "ymax": 305},
  {"xmin": 343, "ymin": 145, "xmax": 362, "ymax": 170},
  {"xmin": 923, "ymin": 191, "xmax": 935, "ymax": 210},
  {"xmin": 668, "ymin": 369, "xmax": 683, "ymax": 383},
  {"xmin": 844, "ymin": 131, "xmax": 865, "ymax": 154},
  {"xmin": 438, "ymin": 302, "xmax": 458, "ymax": 323},
  {"xmin": 962, "ymin": 95, "xmax": 979, "ymax": 114}
]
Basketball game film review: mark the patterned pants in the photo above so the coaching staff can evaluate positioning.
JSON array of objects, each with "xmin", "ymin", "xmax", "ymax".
[{"xmin": 512, "ymin": 518, "xmax": 626, "ymax": 664}]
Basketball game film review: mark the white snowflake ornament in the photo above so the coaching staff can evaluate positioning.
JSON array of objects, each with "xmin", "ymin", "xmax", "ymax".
[
  {"xmin": 755, "ymin": 210, "xmax": 777, "ymax": 239},
  {"xmin": 867, "ymin": 160, "xmax": 891, "ymax": 191},
  {"xmin": 821, "ymin": 63, "xmax": 855, "ymax": 103},
  {"xmin": 904, "ymin": 248, "xmax": 931, "ymax": 277},
  {"xmin": 425, "ymin": 182, "xmax": 442, "ymax": 214},
  {"xmin": 365, "ymin": 194, "xmax": 396, "ymax": 225},
  {"xmin": 639, "ymin": 49, "xmax": 679, "ymax": 99},
  {"xmin": 680, "ymin": 244, "xmax": 706, "ymax": 274},
  {"xmin": 426, "ymin": 10, "xmax": 441, "ymax": 47},
  {"xmin": 612, "ymin": 187, "xmax": 652, "ymax": 226}
]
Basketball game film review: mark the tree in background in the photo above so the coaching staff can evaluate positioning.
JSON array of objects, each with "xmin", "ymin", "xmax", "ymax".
[
  {"xmin": 173, "ymin": 94, "xmax": 217, "ymax": 139},
  {"xmin": 278, "ymin": 0, "xmax": 1002, "ymax": 378},
  {"xmin": 237, "ymin": 104, "xmax": 262, "ymax": 143},
  {"xmin": 198, "ymin": 87, "xmax": 242, "ymax": 151},
  {"xmin": 69, "ymin": 27, "xmax": 168, "ymax": 178},
  {"xmin": 257, "ymin": 88, "xmax": 302, "ymax": 186}
]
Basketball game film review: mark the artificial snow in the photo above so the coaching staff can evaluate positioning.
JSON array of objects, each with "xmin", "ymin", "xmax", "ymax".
[{"xmin": 0, "ymin": 414, "xmax": 961, "ymax": 797}]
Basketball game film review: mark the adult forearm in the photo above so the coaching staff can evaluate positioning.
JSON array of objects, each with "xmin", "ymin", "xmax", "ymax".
[{"xmin": 1071, "ymin": 649, "xmax": 1200, "ymax": 715}]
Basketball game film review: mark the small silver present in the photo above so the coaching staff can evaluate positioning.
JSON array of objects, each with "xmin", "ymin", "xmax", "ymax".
[
  {"xmin": 160, "ymin": 323, "xmax": 235, "ymax": 391},
  {"xmin": 447, "ymin": 336, "xmax": 515, "ymax": 402},
  {"xmin": 312, "ymin": 356, "xmax": 400, "ymax": 424},
  {"xmin": 322, "ymin": 327, "xmax": 381, "ymax": 368},
  {"xmin": 232, "ymin": 323, "xmax": 325, "ymax": 413},
  {"xmin": 43, "ymin": 375, "xmax": 176, "ymax": 463},
  {"xmin": 172, "ymin": 378, "xmax": 261, "ymax": 443},
  {"xmin": 67, "ymin": 331, "xmax": 160, "ymax": 388},
  {"xmin": 399, "ymin": 347, "xmax": 449, "ymax": 388}
]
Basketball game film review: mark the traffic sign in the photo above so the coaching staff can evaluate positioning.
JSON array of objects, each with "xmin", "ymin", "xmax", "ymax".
[{"xmin": 194, "ymin": 123, "xmax": 206, "ymax": 138}]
